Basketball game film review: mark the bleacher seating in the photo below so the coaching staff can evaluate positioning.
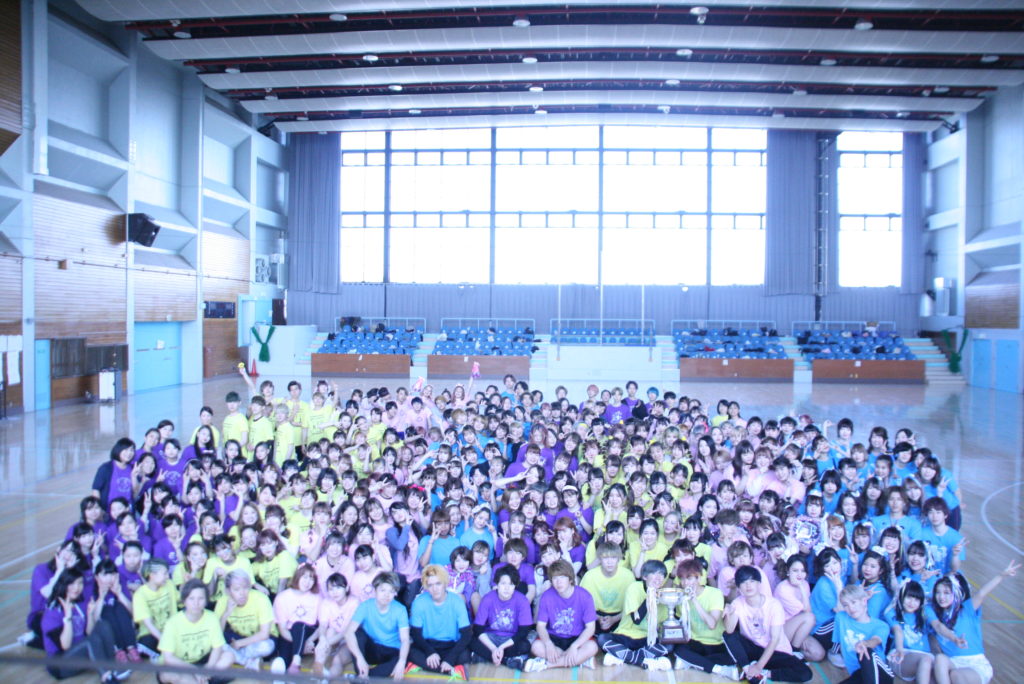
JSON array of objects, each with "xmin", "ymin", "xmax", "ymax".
[
  {"xmin": 674, "ymin": 327, "xmax": 786, "ymax": 359},
  {"xmin": 432, "ymin": 325, "xmax": 537, "ymax": 356},
  {"xmin": 318, "ymin": 324, "xmax": 423, "ymax": 355},
  {"xmin": 794, "ymin": 329, "xmax": 916, "ymax": 360},
  {"xmin": 549, "ymin": 319, "xmax": 655, "ymax": 346}
]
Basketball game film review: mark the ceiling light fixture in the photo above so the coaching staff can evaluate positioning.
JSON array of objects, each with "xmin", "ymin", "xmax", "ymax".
[
  {"xmin": 296, "ymin": 115, "xmax": 309, "ymax": 121},
  {"xmin": 225, "ymin": 67, "xmax": 240, "ymax": 74},
  {"xmin": 265, "ymin": 94, "xmax": 278, "ymax": 101},
  {"xmin": 528, "ymin": 85, "xmax": 544, "ymax": 92},
  {"xmin": 820, "ymin": 57, "xmax": 838, "ymax": 66},
  {"xmin": 173, "ymin": 30, "xmax": 192, "ymax": 39},
  {"xmin": 665, "ymin": 78, "xmax": 681, "ymax": 85},
  {"xmin": 388, "ymin": 84, "xmax": 403, "ymax": 92},
  {"xmin": 408, "ymin": 109, "xmax": 422, "ymax": 115},
  {"xmin": 772, "ymin": 111, "xmax": 785, "ymax": 118},
  {"xmin": 362, "ymin": 54, "xmax": 379, "ymax": 62},
  {"xmin": 933, "ymin": 86, "xmax": 950, "ymax": 94},
  {"xmin": 896, "ymin": 111, "xmax": 910, "ymax": 118},
  {"xmin": 675, "ymin": 48, "xmax": 694, "ymax": 57},
  {"xmin": 922, "ymin": 89, "xmax": 932, "ymax": 97},
  {"xmin": 980, "ymin": 54, "xmax": 999, "ymax": 63},
  {"xmin": 658, "ymin": 105, "xmax": 672, "ymax": 114},
  {"xmin": 512, "ymin": 15, "xmax": 531, "ymax": 28},
  {"xmin": 854, "ymin": 18, "xmax": 874, "ymax": 30},
  {"xmin": 792, "ymin": 88, "xmax": 807, "ymax": 96},
  {"xmin": 522, "ymin": 56, "xmax": 538, "ymax": 64},
  {"xmin": 328, "ymin": 13, "xmax": 348, "ymax": 21},
  {"xmin": 690, "ymin": 6, "xmax": 709, "ymax": 24},
  {"xmin": 534, "ymin": 108, "xmax": 548, "ymax": 115}
]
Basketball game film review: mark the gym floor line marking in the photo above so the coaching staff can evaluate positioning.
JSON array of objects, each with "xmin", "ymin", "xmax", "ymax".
[
  {"xmin": 0, "ymin": 541, "xmax": 59, "ymax": 572},
  {"xmin": 980, "ymin": 481, "xmax": 1024, "ymax": 556},
  {"xmin": 812, "ymin": 661, "xmax": 834, "ymax": 684}
]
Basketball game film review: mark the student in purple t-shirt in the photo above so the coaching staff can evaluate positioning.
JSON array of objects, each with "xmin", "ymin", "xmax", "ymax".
[
  {"xmin": 471, "ymin": 565, "xmax": 534, "ymax": 668},
  {"xmin": 91, "ymin": 438, "xmax": 137, "ymax": 508},
  {"xmin": 492, "ymin": 539, "xmax": 536, "ymax": 603},
  {"xmin": 156, "ymin": 438, "xmax": 192, "ymax": 498},
  {"xmin": 27, "ymin": 541, "xmax": 83, "ymax": 648},
  {"xmin": 39, "ymin": 567, "xmax": 120, "ymax": 682},
  {"xmin": 527, "ymin": 559, "xmax": 599, "ymax": 672}
]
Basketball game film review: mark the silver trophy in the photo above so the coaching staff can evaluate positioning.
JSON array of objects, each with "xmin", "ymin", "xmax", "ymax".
[{"xmin": 657, "ymin": 587, "xmax": 691, "ymax": 644}]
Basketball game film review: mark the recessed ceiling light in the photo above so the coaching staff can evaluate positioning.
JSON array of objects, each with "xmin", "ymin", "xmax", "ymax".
[
  {"xmin": 528, "ymin": 85, "xmax": 544, "ymax": 92},
  {"xmin": 772, "ymin": 111, "xmax": 785, "ymax": 118},
  {"xmin": 265, "ymin": 94, "xmax": 278, "ymax": 101},
  {"xmin": 934, "ymin": 86, "xmax": 950, "ymax": 94},
  {"xmin": 224, "ymin": 67, "xmax": 241, "ymax": 74},
  {"xmin": 362, "ymin": 54, "xmax": 379, "ymax": 62},
  {"xmin": 408, "ymin": 109, "xmax": 422, "ymax": 115},
  {"xmin": 173, "ymin": 30, "xmax": 192, "ymax": 39},
  {"xmin": 792, "ymin": 88, "xmax": 807, "ymax": 96},
  {"xmin": 296, "ymin": 115, "xmax": 308, "ymax": 121},
  {"xmin": 980, "ymin": 54, "xmax": 999, "ymax": 63},
  {"xmin": 896, "ymin": 111, "xmax": 910, "ymax": 118},
  {"xmin": 522, "ymin": 56, "xmax": 538, "ymax": 64},
  {"xmin": 690, "ymin": 6, "xmax": 709, "ymax": 23},
  {"xmin": 922, "ymin": 89, "xmax": 932, "ymax": 97},
  {"xmin": 675, "ymin": 48, "xmax": 694, "ymax": 57},
  {"xmin": 534, "ymin": 108, "xmax": 548, "ymax": 115},
  {"xmin": 512, "ymin": 15, "xmax": 531, "ymax": 28},
  {"xmin": 317, "ymin": 131, "xmax": 327, "ymax": 135},
  {"xmin": 658, "ymin": 105, "xmax": 672, "ymax": 114},
  {"xmin": 820, "ymin": 58, "xmax": 838, "ymax": 66},
  {"xmin": 665, "ymin": 78, "xmax": 681, "ymax": 85},
  {"xmin": 854, "ymin": 18, "xmax": 874, "ymax": 30},
  {"xmin": 329, "ymin": 13, "xmax": 348, "ymax": 21},
  {"xmin": 388, "ymin": 84, "xmax": 403, "ymax": 92}
]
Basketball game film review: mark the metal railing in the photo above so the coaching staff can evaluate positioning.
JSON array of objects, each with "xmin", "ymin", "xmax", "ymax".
[
  {"xmin": 671, "ymin": 319, "xmax": 777, "ymax": 333},
  {"xmin": 549, "ymin": 318, "xmax": 656, "ymax": 346},
  {"xmin": 334, "ymin": 316, "xmax": 426, "ymax": 333},
  {"xmin": 439, "ymin": 318, "xmax": 536, "ymax": 333},
  {"xmin": 791, "ymin": 320, "xmax": 897, "ymax": 335}
]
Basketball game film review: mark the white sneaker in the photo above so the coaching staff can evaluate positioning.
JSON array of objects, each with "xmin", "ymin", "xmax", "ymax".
[
  {"xmin": 524, "ymin": 657, "xmax": 548, "ymax": 673},
  {"xmin": 603, "ymin": 653, "xmax": 624, "ymax": 667},
  {"xmin": 828, "ymin": 650, "xmax": 845, "ymax": 668},
  {"xmin": 712, "ymin": 664, "xmax": 742, "ymax": 681},
  {"xmin": 645, "ymin": 657, "xmax": 672, "ymax": 671},
  {"xmin": 581, "ymin": 657, "xmax": 595, "ymax": 669},
  {"xmin": 271, "ymin": 656, "xmax": 287, "ymax": 684},
  {"xmin": 16, "ymin": 631, "xmax": 34, "ymax": 646},
  {"xmin": 245, "ymin": 656, "xmax": 262, "ymax": 671},
  {"xmin": 674, "ymin": 658, "xmax": 693, "ymax": 671}
]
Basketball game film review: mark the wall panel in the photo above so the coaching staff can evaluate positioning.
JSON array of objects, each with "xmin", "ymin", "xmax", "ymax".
[
  {"xmin": 965, "ymin": 270, "xmax": 1020, "ymax": 329},
  {"xmin": 202, "ymin": 231, "xmax": 249, "ymax": 376},
  {"xmin": 0, "ymin": 1, "xmax": 21, "ymax": 150},
  {"xmin": 0, "ymin": 253, "xmax": 21, "ymax": 324},
  {"xmin": 134, "ymin": 268, "xmax": 196, "ymax": 322},
  {"xmin": 33, "ymin": 194, "xmax": 127, "ymax": 344}
]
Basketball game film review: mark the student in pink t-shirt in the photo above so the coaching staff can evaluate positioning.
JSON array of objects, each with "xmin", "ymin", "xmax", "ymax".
[
  {"xmin": 271, "ymin": 564, "xmax": 322, "ymax": 675},
  {"xmin": 312, "ymin": 572, "xmax": 360, "ymax": 678},
  {"xmin": 771, "ymin": 556, "xmax": 825, "ymax": 662},
  {"xmin": 722, "ymin": 566, "xmax": 812, "ymax": 684}
]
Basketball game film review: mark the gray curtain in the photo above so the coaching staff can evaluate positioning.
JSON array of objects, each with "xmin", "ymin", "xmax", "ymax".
[
  {"xmin": 765, "ymin": 130, "xmax": 817, "ymax": 295},
  {"xmin": 287, "ymin": 132, "xmax": 341, "ymax": 293},
  {"xmin": 901, "ymin": 133, "xmax": 925, "ymax": 294}
]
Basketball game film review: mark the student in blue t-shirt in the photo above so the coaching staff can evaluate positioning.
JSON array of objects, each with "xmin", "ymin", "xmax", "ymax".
[
  {"xmin": 885, "ymin": 581, "xmax": 933, "ymax": 684},
  {"xmin": 833, "ymin": 584, "xmax": 894, "ymax": 684},
  {"xmin": 918, "ymin": 498, "xmax": 965, "ymax": 575},
  {"xmin": 407, "ymin": 564, "xmax": 472, "ymax": 677},
  {"xmin": 928, "ymin": 560, "xmax": 1019, "ymax": 684},
  {"xmin": 419, "ymin": 509, "xmax": 462, "ymax": 568},
  {"xmin": 345, "ymin": 572, "xmax": 410, "ymax": 679}
]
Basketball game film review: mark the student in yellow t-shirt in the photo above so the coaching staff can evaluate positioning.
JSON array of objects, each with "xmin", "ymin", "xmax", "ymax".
[
  {"xmin": 222, "ymin": 391, "xmax": 248, "ymax": 452},
  {"xmin": 307, "ymin": 391, "xmax": 340, "ymax": 444},
  {"xmin": 188, "ymin": 406, "xmax": 222, "ymax": 450},
  {"xmin": 214, "ymin": 570, "xmax": 277, "ymax": 668},
  {"xmin": 597, "ymin": 559, "xmax": 671, "ymax": 668},
  {"xmin": 246, "ymin": 397, "xmax": 274, "ymax": 456},
  {"xmin": 158, "ymin": 580, "xmax": 234, "ymax": 680},
  {"xmin": 580, "ymin": 543, "xmax": 635, "ymax": 634},
  {"xmin": 133, "ymin": 560, "xmax": 178, "ymax": 654},
  {"xmin": 272, "ymin": 404, "xmax": 295, "ymax": 466},
  {"xmin": 284, "ymin": 381, "xmax": 310, "ymax": 447},
  {"xmin": 669, "ymin": 559, "xmax": 729, "ymax": 677},
  {"xmin": 627, "ymin": 519, "xmax": 669, "ymax": 578},
  {"xmin": 252, "ymin": 529, "xmax": 299, "ymax": 596},
  {"xmin": 202, "ymin": 535, "xmax": 254, "ymax": 603}
]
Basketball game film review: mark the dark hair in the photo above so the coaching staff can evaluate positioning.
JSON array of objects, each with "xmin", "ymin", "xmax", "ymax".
[
  {"xmin": 110, "ymin": 437, "xmax": 136, "ymax": 461},
  {"xmin": 895, "ymin": 580, "xmax": 926, "ymax": 633},
  {"xmin": 734, "ymin": 565, "xmax": 761, "ymax": 585},
  {"xmin": 49, "ymin": 567, "xmax": 85, "ymax": 607}
]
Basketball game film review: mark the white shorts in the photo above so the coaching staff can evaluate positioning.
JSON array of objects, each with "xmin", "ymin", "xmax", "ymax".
[{"xmin": 949, "ymin": 653, "xmax": 993, "ymax": 684}]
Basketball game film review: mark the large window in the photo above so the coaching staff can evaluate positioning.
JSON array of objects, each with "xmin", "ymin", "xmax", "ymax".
[
  {"xmin": 836, "ymin": 132, "xmax": 903, "ymax": 287},
  {"xmin": 339, "ymin": 125, "xmax": 768, "ymax": 286}
]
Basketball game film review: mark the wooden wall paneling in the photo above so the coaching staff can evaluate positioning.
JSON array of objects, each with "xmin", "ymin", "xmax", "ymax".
[
  {"xmin": 51, "ymin": 372, "xmax": 127, "ymax": 404},
  {"xmin": 33, "ymin": 195, "xmax": 127, "ymax": 344},
  {"xmin": 0, "ymin": 0, "xmax": 21, "ymax": 155},
  {"xmin": 427, "ymin": 355, "xmax": 531, "ymax": 380},
  {"xmin": 811, "ymin": 359, "xmax": 926, "ymax": 384},
  {"xmin": 201, "ymin": 232, "xmax": 249, "ymax": 377},
  {"xmin": 311, "ymin": 353, "xmax": 411, "ymax": 377},
  {"xmin": 134, "ymin": 268, "xmax": 197, "ymax": 322},
  {"xmin": 679, "ymin": 358, "xmax": 794, "ymax": 382},
  {"xmin": 0, "ymin": 253, "xmax": 21, "ymax": 324},
  {"xmin": 965, "ymin": 270, "xmax": 1020, "ymax": 329}
]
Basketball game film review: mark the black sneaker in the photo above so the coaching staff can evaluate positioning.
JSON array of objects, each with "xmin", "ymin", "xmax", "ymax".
[{"xmin": 506, "ymin": 655, "xmax": 527, "ymax": 671}]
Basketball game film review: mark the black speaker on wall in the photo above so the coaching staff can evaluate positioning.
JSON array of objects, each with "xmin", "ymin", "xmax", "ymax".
[{"xmin": 127, "ymin": 213, "xmax": 161, "ymax": 247}]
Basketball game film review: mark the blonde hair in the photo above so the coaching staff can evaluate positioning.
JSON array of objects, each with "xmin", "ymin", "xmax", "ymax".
[{"xmin": 421, "ymin": 564, "xmax": 450, "ymax": 586}]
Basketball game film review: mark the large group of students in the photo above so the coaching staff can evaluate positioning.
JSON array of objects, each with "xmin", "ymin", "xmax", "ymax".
[{"xmin": 24, "ymin": 368, "xmax": 1018, "ymax": 684}]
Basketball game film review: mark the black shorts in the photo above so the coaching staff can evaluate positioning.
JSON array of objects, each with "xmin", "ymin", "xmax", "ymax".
[{"xmin": 550, "ymin": 634, "xmax": 581, "ymax": 650}]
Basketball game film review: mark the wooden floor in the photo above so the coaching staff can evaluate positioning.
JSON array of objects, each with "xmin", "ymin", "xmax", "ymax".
[{"xmin": 0, "ymin": 375, "xmax": 1021, "ymax": 682}]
